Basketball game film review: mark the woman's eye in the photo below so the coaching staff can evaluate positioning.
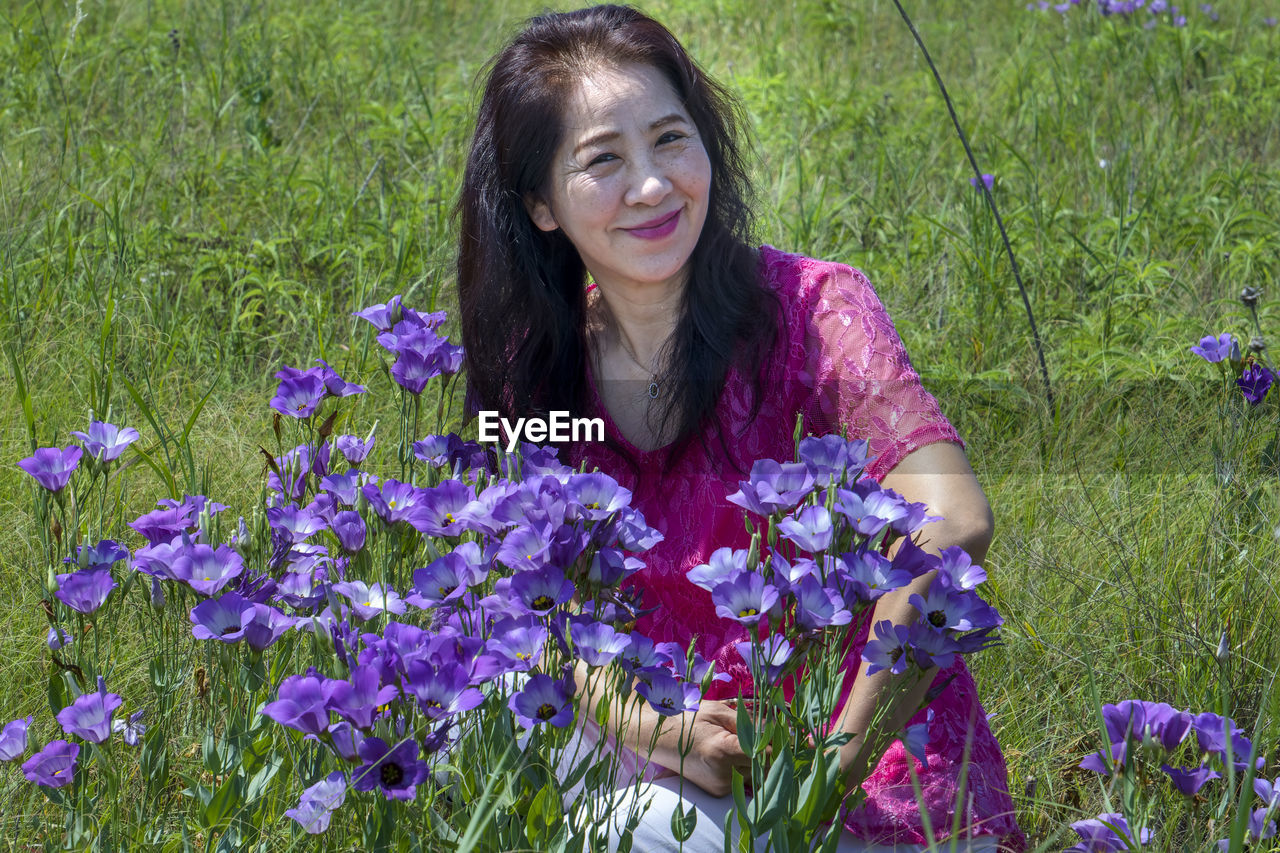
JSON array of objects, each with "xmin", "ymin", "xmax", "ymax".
[
  {"xmin": 658, "ymin": 131, "xmax": 685, "ymax": 144},
  {"xmin": 588, "ymin": 153, "xmax": 618, "ymax": 166}
]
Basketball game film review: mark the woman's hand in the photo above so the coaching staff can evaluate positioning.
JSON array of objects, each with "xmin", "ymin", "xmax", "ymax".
[{"xmin": 669, "ymin": 699, "xmax": 752, "ymax": 798}]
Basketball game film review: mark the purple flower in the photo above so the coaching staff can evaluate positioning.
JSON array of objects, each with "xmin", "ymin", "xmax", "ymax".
[
  {"xmin": 56, "ymin": 676, "xmax": 123, "ymax": 744},
  {"xmin": 1193, "ymin": 711, "xmax": 1262, "ymax": 770},
  {"xmin": 777, "ymin": 506, "xmax": 834, "ymax": 553},
  {"xmin": 67, "ymin": 540, "xmax": 129, "ymax": 571},
  {"xmin": 687, "ymin": 547, "xmax": 753, "ymax": 590},
  {"xmin": 270, "ymin": 370, "xmax": 327, "ymax": 418},
  {"xmin": 1066, "ymin": 814, "xmax": 1151, "ymax": 852},
  {"xmin": 1238, "ymin": 364, "xmax": 1274, "ymax": 405},
  {"xmin": 46, "ymin": 627, "xmax": 73, "ymax": 651},
  {"xmin": 70, "ymin": 421, "xmax": 140, "ymax": 463},
  {"xmin": 333, "ymin": 581, "xmax": 406, "ymax": 621},
  {"xmin": 353, "ymin": 737, "xmax": 428, "ymax": 800},
  {"xmin": 172, "ymin": 544, "xmax": 244, "ymax": 596},
  {"xmin": 486, "ymin": 616, "xmax": 549, "ymax": 672},
  {"xmin": 261, "ymin": 673, "xmax": 338, "ymax": 736},
  {"xmin": 903, "ymin": 708, "xmax": 934, "ymax": 769},
  {"xmin": 936, "ymin": 546, "xmax": 987, "ymax": 590},
  {"xmin": 190, "ymin": 592, "xmax": 255, "ymax": 643},
  {"xmin": 1160, "ymin": 763, "xmax": 1219, "ymax": 796},
  {"xmin": 635, "ymin": 672, "xmax": 700, "ymax": 717},
  {"xmin": 833, "ymin": 549, "xmax": 913, "ymax": 606},
  {"xmin": 129, "ymin": 505, "xmax": 194, "ymax": 544},
  {"xmin": 353, "ymin": 295, "xmax": 403, "ymax": 332},
  {"xmin": 735, "ymin": 635, "xmax": 794, "ymax": 684},
  {"xmin": 1102, "ymin": 701, "xmax": 1192, "ymax": 752},
  {"xmin": 410, "ymin": 479, "xmax": 476, "ymax": 537},
  {"xmin": 330, "ymin": 511, "xmax": 367, "ymax": 553},
  {"xmin": 832, "ymin": 484, "xmax": 907, "ymax": 537},
  {"xmin": 508, "ymin": 566, "xmax": 575, "ymax": 616},
  {"xmin": 286, "ymin": 771, "xmax": 347, "ymax": 834},
  {"xmin": 1214, "ymin": 810, "xmax": 1278, "ymax": 851},
  {"xmin": 402, "ymin": 661, "xmax": 483, "ymax": 720},
  {"xmin": 329, "ymin": 665, "xmax": 399, "ymax": 730},
  {"xmin": 54, "ymin": 569, "xmax": 117, "ymax": 615},
  {"xmin": 0, "ymin": 716, "xmax": 34, "ymax": 761},
  {"xmin": 909, "ymin": 576, "xmax": 1002, "ymax": 633},
  {"xmin": 407, "ymin": 544, "xmax": 486, "ymax": 609},
  {"xmin": 385, "ymin": 329, "xmax": 463, "ymax": 394},
  {"xmin": 570, "ymin": 619, "xmax": 629, "ymax": 667},
  {"xmin": 17, "ymin": 446, "xmax": 82, "ymax": 492},
  {"xmin": 335, "ymin": 434, "xmax": 375, "ymax": 465},
  {"xmin": 509, "ymin": 672, "xmax": 576, "ymax": 728},
  {"xmin": 798, "ymin": 435, "xmax": 871, "ymax": 486},
  {"xmin": 711, "ymin": 572, "xmax": 778, "ymax": 625},
  {"xmin": 242, "ymin": 604, "xmax": 296, "ymax": 651},
  {"xmin": 793, "ymin": 575, "xmax": 853, "ymax": 632},
  {"xmin": 267, "ymin": 504, "xmax": 328, "ymax": 543},
  {"xmin": 1256, "ymin": 777, "xmax": 1280, "ymax": 809},
  {"xmin": 362, "ymin": 479, "xmax": 424, "ymax": 526},
  {"xmin": 969, "ymin": 174, "xmax": 995, "ymax": 191},
  {"xmin": 862, "ymin": 620, "xmax": 914, "ymax": 676},
  {"xmin": 727, "ymin": 459, "xmax": 815, "ymax": 516},
  {"xmin": 112, "ymin": 710, "xmax": 147, "ymax": 746},
  {"xmin": 312, "ymin": 359, "xmax": 366, "ymax": 398},
  {"xmin": 565, "ymin": 472, "xmax": 632, "ymax": 520},
  {"xmin": 21, "ymin": 740, "xmax": 79, "ymax": 788},
  {"xmin": 1080, "ymin": 740, "xmax": 1128, "ymax": 774}
]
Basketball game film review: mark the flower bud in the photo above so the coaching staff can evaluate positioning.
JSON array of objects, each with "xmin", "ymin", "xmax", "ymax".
[
  {"xmin": 1241, "ymin": 286, "xmax": 1262, "ymax": 308},
  {"xmin": 150, "ymin": 578, "xmax": 166, "ymax": 611},
  {"xmin": 1249, "ymin": 336, "xmax": 1267, "ymax": 355},
  {"xmin": 1214, "ymin": 631, "xmax": 1230, "ymax": 665}
]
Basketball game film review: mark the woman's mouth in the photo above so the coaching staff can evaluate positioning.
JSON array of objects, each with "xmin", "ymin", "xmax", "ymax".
[{"xmin": 623, "ymin": 209, "xmax": 681, "ymax": 240}]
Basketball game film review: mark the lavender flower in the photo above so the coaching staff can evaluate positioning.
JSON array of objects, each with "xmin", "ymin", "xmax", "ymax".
[
  {"xmin": 270, "ymin": 370, "xmax": 327, "ymax": 418},
  {"xmin": 903, "ymin": 708, "xmax": 935, "ymax": 769},
  {"xmin": 21, "ymin": 740, "xmax": 79, "ymax": 788},
  {"xmin": 710, "ymin": 572, "xmax": 779, "ymax": 625},
  {"xmin": 862, "ymin": 620, "xmax": 914, "ymax": 676},
  {"xmin": 112, "ymin": 710, "xmax": 147, "ymax": 746},
  {"xmin": 1160, "ymin": 763, "xmax": 1219, "ymax": 796},
  {"xmin": 635, "ymin": 672, "xmax": 701, "ymax": 716},
  {"xmin": 260, "ymin": 673, "xmax": 338, "ymax": 736},
  {"xmin": 54, "ymin": 569, "xmax": 117, "ymax": 615},
  {"xmin": 332, "ymin": 581, "xmax": 406, "ymax": 621},
  {"xmin": 328, "ymin": 665, "xmax": 399, "ymax": 730},
  {"xmin": 777, "ymin": 505, "xmax": 834, "ymax": 552},
  {"xmin": 353, "ymin": 295, "xmax": 403, "ymax": 332},
  {"xmin": 402, "ymin": 661, "xmax": 483, "ymax": 721},
  {"xmin": 486, "ymin": 617, "xmax": 550, "ymax": 672},
  {"xmin": 55, "ymin": 677, "xmax": 123, "ymax": 744},
  {"xmin": 1237, "ymin": 364, "xmax": 1274, "ymax": 405},
  {"xmin": 285, "ymin": 771, "xmax": 347, "ymax": 834},
  {"xmin": 509, "ymin": 672, "xmax": 575, "ymax": 728},
  {"xmin": 46, "ymin": 627, "xmax": 73, "ymax": 651},
  {"xmin": 352, "ymin": 737, "xmax": 428, "ymax": 801},
  {"xmin": 735, "ymin": 635, "xmax": 794, "ymax": 684},
  {"xmin": 17, "ymin": 446, "xmax": 82, "ymax": 492},
  {"xmin": 70, "ymin": 421, "xmax": 140, "ymax": 462},
  {"xmin": 67, "ymin": 540, "xmax": 128, "ymax": 571},
  {"xmin": 0, "ymin": 716, "xmax": 33, "ymax": 761},
  {"xmin": 335, "ymin": 434, "xmax": 375, "ymax": 465},
  {"xmin": 330, "ymin": 511, "xmax": 367, "ymax": 553},
  {"xmin": 570, "ymin": 619, "xmax": 630, "ymax": 668},
  {"xmin": 727, "ymin": 459, "xmax": 815, "ymax": 516},
  {"xmin": 797, "ymin": 434, "xmax": 870, "ymax": 486},
  {"xmin": 1066, "ymin": 814, "xmax": 1151, "ymax": 852},
  {"xmin": 969, "ymin": 174, "xmax": 995, "ymax": 191},
  {"xmin": 171, "ymin": 544, "xmax": 244, "ymax": 596}
]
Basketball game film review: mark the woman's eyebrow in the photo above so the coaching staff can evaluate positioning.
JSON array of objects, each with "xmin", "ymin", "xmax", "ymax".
[{"xmin": 572, "ymin": 113, "xmax": 692, "ymax": 157}]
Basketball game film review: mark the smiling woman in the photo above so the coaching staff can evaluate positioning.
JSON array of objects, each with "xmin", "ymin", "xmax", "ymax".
[{"xmin": 456, "ymin": 5, "xmax": 1024, "ymax": 851}]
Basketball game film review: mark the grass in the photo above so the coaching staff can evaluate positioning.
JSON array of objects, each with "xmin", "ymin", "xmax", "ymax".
[{"xmin": 2, "ymin": 0, "xmax": 1280, "ymax": 848}]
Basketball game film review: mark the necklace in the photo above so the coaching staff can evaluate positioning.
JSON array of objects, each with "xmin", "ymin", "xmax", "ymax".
[{"xmin": 616, "ymin": 333, "xmax": 664, "ymax": 400}]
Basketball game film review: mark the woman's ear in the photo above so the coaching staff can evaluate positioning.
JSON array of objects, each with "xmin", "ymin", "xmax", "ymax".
[{"xmin": 524, "ymin": 195, "xmax": 558, "ymax": 232}]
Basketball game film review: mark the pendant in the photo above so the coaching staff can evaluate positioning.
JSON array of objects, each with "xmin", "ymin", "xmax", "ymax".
[{"xmin": 647, "ymin": 381, "xmax": 659, "ymax": 399}]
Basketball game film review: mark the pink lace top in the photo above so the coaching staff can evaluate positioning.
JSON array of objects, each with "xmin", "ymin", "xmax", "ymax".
[{"xmin": 568, "ymin": 245, "xmax": 1024, "ymax": 850}]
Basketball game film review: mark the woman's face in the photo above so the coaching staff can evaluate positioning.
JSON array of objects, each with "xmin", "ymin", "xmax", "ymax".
[{"xmin": 527, "ymin": 62, "xmax": 712, "ymax": 298}]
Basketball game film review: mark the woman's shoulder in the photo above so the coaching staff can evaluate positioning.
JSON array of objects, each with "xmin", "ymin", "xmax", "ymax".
[{"xmin": 757, "ymin": 244, "xmax": 879, "ymax": 310}]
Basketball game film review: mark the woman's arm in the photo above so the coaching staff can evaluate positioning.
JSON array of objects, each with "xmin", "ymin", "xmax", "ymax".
[{"xmin": 833, "ymin": 440, "xmax": 995, "ymax": 780}]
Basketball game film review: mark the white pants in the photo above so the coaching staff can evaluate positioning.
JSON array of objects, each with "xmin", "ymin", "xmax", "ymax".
[{"xmin": 553, "ymin": 722, "xmax": 1001, "ymax": 853}]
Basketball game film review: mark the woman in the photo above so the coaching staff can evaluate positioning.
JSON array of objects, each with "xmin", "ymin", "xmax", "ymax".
[{"xmin": 457, "ymin": 5, "xmax": 1025, "ymax": 850}]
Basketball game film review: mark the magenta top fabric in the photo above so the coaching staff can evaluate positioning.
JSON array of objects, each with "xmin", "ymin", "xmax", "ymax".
[{"xmin": 568, "ymin": 245, "xmax": 1024, "ymax": 849}]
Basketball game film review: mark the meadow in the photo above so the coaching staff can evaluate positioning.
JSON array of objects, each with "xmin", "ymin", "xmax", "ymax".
[{"xmin": 2, "ymin": 0, "xmax": 1280, "ymax": 849}]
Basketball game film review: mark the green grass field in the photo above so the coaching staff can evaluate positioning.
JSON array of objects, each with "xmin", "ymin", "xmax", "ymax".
[{"xmin": 3, "ymin": 0, "xmax": 1280, "ymax": 848}]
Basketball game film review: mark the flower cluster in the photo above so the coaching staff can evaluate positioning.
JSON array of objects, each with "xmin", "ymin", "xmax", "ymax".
[
  {"xmin": 1024, "ymin": 0, "xmax": 1246, "ymax": 28},
  {"xmin": 354, "ymin": 295, "xmax": 463, "ymax": 395},
  {"xmin": 702, "ymin": 435, "xmax": 1001, "ymax": 768},
  {"xmin": 1192, "ymin": 331, "xmax": 1276, "ymax": 406},
  {"xmin": 1078, "ymin": 699, "xmax": 1277, "ymax": 850}
]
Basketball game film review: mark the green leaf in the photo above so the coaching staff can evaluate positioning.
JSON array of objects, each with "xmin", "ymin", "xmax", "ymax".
[
  {"xmin": 735, "ymin": 700, "xmax": 756, "ymax": 756},
  {"xmin": 201, "ymin": 774, "xmax": 242, "ymax": 830},
  {"xmin": 671, "ymin": 799, "xmax": 698, "ymax": 842},
  {"xmin": 47, "ymin": 666, "xmax": 69, "ymax": 717},
  {"xmin": 753, "ymin": 743, "xmax": 794, "ymax": 830},
  {"xmin": 524, "ymin": 782, "xmax": 563, "ymax": 848}
]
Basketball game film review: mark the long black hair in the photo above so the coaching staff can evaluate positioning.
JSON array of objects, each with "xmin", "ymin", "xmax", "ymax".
[{"xmin": 457, "ymin": 4, "xmax": 780, "ymax": 471}]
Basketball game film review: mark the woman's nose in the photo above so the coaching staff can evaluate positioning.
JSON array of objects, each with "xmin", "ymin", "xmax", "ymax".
[{"xmin": 624, "ymin": 159, "xmax": 673, "ymax": 206}]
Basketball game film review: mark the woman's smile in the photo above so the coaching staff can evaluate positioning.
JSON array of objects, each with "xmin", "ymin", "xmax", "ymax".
[{"xmin": 622, "ymin": 209, "xmax": 681, "ymax": 240}]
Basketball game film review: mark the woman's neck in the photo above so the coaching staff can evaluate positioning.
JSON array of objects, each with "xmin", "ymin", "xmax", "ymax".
[{"xmin": 588, "ymin": 278, "xmax": 683, "ymax": 369}]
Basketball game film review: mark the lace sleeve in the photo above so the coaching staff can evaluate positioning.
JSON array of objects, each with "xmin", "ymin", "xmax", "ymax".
[{"xmin": 798, "ymin": 260, "xmax": 964, "ymax": 481}]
